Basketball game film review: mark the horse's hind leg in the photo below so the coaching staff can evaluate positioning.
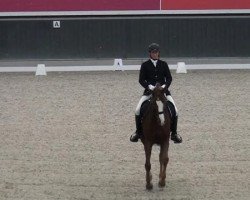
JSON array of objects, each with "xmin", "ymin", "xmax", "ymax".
[
  {"xmin": 158, "ymin": 143, "xmax": 169, "ymax": 188},
  {"xmin": 144, "ymin": 143, "xmax": 153, "ymax": 190}
]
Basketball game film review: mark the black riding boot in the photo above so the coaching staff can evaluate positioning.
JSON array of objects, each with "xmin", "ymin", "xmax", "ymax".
[
  {"xmin": 130, "ymin": 115, "xmax": 142, "ymax": 142},
  {"xmin": 171, "ymin": 116, "xmax": 183, "ymax": 143}
]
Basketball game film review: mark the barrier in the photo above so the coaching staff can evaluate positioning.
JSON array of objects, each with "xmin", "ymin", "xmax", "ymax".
[{"xmin": 0, "ymin": 62, "xmax": 250, "ymax": 73}]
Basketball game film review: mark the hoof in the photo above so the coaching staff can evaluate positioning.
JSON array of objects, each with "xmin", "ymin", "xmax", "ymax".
[
  {"xmin": 158, "ymin": 180, "xmax": 165, "ymax": 188},
  {"xmin": 146, "ymin": 183, "xmax": 153, "ymax": 190}
]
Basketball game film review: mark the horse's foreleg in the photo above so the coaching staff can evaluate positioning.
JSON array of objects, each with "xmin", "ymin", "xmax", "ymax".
[
  {"xmin": 144, "ymin": 143, "xmax": 153, "ymax": 190},
  {"xmin": 158, "ymin": 143, "xmax": 169, "ymax": 188},
  {"xmin": 159, "ymin": 148, "xmax": 163, "ymax": 181}
]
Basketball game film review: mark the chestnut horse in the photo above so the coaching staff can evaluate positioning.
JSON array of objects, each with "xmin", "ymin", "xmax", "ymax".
[{"xmin": 140, "ymin": 83, "xmax": 171, "ymax": 190}]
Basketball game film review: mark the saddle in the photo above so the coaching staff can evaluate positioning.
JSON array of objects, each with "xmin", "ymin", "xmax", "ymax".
[{"xmin": 140, "ymin": 100, "xmax": 176, "ymax": 120}]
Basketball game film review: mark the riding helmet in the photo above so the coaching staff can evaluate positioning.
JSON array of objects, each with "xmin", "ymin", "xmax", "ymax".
[{"xmin": 148, "ymin": 43, "xmax": 160, "ymax": 52}]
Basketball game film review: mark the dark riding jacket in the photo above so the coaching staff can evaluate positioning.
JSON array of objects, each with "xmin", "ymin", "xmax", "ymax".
[{"xmin": 139, "ymin": 59, "xmax": 172, "ymax": 96}]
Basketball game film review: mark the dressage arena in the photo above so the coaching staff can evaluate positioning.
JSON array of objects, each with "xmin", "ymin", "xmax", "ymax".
[{"xmin": 0, "ymin": 69, "xmax": 249, "ymax": 200}]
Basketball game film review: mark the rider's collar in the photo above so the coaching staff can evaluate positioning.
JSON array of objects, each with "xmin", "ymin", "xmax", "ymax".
[{"xmin": 150, "ymin": 59, "xmax": 158, "ymax": 67}]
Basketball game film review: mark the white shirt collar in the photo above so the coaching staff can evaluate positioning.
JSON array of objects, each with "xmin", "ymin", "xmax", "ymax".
[{"xmin": 150, "ymin": 59, "xmax": 158, "ymax": 67}]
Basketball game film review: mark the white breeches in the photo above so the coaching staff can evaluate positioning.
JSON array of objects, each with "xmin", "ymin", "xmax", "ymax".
[
  {"xmin": 135, "ymin": 95, "xmax": 151, "ymax": 115},
  {"xmin": 135, "ymin": 94, "xmax": 178, "ymax": 116},
  {"xmin": 165, "ymin": 95, "xmax": 178, "ymax": 115}
]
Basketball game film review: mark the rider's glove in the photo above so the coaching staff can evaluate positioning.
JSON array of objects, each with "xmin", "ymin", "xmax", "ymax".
[
  {"xmin": 161, "ymin": 84, "xmax": 166, "ymax": 89},
  {"xmin": 148, "ymin": 84, "xmax": 155, "ymax": 91}
]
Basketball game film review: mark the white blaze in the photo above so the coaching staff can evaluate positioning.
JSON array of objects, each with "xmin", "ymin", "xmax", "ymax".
[{"xmin": 156, "ymin": 100, "xmax": 165, "ymax": 126}]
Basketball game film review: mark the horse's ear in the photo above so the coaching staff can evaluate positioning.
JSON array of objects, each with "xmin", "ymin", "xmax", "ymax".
[{"xmin": 161, "ymin": 84, "xmax": 167, "ymax": 91}]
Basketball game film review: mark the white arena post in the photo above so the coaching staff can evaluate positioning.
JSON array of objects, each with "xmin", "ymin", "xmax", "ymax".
[
  {"xmin": 176, "ymin": 62, "xmax": 187, "ymax": 73},
  {"xmin": 36, "ymin": 64, "xmax": 47, "ymax": 76},
  {"xmin": 113, "ymin": 59, "xmax": 123, "ymax": 71}
]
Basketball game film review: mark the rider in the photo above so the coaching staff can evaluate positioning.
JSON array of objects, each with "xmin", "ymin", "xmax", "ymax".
[{"xmin": 130, "ymin": 43, "xmax": 182, "ymax": 143}]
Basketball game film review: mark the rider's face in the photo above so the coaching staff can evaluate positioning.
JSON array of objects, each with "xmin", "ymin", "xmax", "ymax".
[{"xmin": 150, "ymin": 50, "xmax": 159, "ymax": 60}]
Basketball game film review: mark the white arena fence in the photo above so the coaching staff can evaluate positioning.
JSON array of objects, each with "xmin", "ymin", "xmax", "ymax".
[{"xmin": 0, "ymin": 59, "xmax": 250, "ymax": 74}]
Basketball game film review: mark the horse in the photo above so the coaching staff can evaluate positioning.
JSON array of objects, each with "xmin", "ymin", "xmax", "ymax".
[{"xmin": 140, "ymin": 82, "xmax": 171, "ymax": 190}]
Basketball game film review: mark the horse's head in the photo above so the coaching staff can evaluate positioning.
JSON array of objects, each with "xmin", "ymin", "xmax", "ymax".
[{"xmin": 152, "ymin": 83, "xmax": 167, "ymax": 102}]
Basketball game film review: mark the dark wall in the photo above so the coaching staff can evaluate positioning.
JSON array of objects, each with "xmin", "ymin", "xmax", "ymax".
[{"xmin": 0, "ymin": 15, "xmax": 250, "ymax": 60}]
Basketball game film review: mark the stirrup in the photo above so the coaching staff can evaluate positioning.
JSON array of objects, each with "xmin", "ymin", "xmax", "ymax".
[
  {"xmin": 171, "ymin": 133, "xmax": 182, "ymax": 144},
  {"xmin": 130, "ymin": 132, "xmax": 140, "ymax": 142}
]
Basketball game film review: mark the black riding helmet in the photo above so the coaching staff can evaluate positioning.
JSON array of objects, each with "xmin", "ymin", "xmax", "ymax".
[{"xmin": 148, "ymin": 43, "xmax": 160, "ymax": 52}]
